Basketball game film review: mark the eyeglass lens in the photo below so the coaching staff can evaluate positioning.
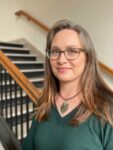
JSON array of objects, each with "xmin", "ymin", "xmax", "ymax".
[{"xmin": 47, "ymin": 48, "xmax": 84, "ymax": 60}]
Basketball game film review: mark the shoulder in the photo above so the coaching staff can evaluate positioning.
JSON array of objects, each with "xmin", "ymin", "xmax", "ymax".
[
  {"xmin": 31, "ymin": 118, "xmax": 39, "ymax": 129},
  {"xmin": 25, "ymin": 118, "xmax": 39, "ymax": 136},
  {"xmin": 87, "ymin": 114, "xmax": 113, "ymax": 145},
  {"xmin": 87, "ymin": 114, "xmax": 113, "ymax": 132}
]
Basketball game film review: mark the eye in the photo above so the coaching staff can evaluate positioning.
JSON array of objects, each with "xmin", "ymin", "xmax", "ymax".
[
  {"xmin": 67, "ymin": 48, "xmax": 79, "ymax": 55},
  {"xmin": 51, "ymin": 49, "xmax": 60, "ymax": 55}
]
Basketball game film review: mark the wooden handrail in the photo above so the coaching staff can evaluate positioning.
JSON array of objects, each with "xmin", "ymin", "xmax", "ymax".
[
  {"xmin": 15, "ymin": 10, "xmax": 50, "ymax": 32},
  {"xmin": 15, "ymin": 10, "xmax": 113, "ymax": 77},
  {"xmin": 99, "ymin": 61, "xmax": 113, "ymax": 76},
  {"xmin": 0, "ymin": 51, "xmax": 40, "ymax": 104}
]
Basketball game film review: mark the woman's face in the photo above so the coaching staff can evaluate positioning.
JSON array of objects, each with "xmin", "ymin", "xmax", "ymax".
[{"xmin": 50, "ymin": 29, "xmax": 86, "ymax": 84}]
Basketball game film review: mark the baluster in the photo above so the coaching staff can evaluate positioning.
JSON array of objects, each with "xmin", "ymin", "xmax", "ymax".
[
  {"xmin": 9, "ymin": 74, "xmax": 13, "ymax": 129},
  {"xmin": 14, "ymin": 81, "xmax": 18, "ymax": 139},
  {"xmin": 20, "ymin": 87, "xmax": 23, "ymax": 140},
  {"xmin": 0, "ymin": 65, "xmax": 3, "ymax": 116}
]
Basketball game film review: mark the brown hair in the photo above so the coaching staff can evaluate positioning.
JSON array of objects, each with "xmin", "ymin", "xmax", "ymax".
[{"xmin": 35, "ymin": 19, "xmax": 113, "ymax": 126}]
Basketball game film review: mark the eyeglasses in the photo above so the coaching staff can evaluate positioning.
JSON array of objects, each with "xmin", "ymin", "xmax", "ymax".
[{"xmin": 46, "ymin": 48, "xmax": 85, "ymax": 60}]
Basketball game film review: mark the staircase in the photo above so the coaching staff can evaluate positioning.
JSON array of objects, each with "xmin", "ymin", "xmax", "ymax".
[{"xmin": 0, "ymin": 42, "xmax": 45, "ymax": 141}]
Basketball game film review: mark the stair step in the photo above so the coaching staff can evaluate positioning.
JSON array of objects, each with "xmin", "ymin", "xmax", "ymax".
[
  {"xmin": 7, "ymin": 112, "xmax": 33, "ymax": 127},
  {"xmin": 1, "ymin": 69, "xmax": 44, "ymax": 79},
  {"xmin": 29, "ymin": 77, "xmax": 44, "ymax": 82},
  {"xmin": 0, "ymin": 97, "xmax": 30, "ymax": 110},
  {"xmin": 12, "ymin": 61, "xmax": 44, "ymax": 69},
  {"xmin": 0, "ymin": 47, "xmax": 30, "ymax": 54},
  {"xmin": 11, "ymin": 61, "xmax": 44, "ymax": 69},
  {"xmin": 3, "ymin": 102, "xmax": 34, "ymax": 118},
  {"xmin": 5, "ymin": 53, "xmax": 37, "ymax": 61},
  {"xmin": 12, "ymin": 120, "xmax": 32, "ymax": 140},
  {"xmin": 2, "ymin": 68, "xmax": 44, "ymax": 73},
  {"xmin": 0, "ymin": 91, "xmax": 26, "ymax": 100},
  {"xmin": 4, "ymin": 53, "xmax": 36, "ymax": 57},
  {"xmin": 0, "ymin": 42, "xmax": 24, "ymax": 48},
  {"xmin": 20, "ymin": 68, "xmax": 44, "ymax": 73},
  {"xmin": 12, "ymin": 61, "xmax": 44, "ymax": 64},
  {"xmin": 0, "ymin": 46, "xmax": 30, "ymax": 51},
  {"xmin": 0, "ymin": 49, "xmax": 29, "ymax": 54},
  {"xmin": 0, "ymin": 77, "xmax": 44, "ymax": 86}
]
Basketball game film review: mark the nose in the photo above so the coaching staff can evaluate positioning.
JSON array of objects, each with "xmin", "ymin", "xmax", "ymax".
[{"xmin": 57, "ymin": 51, "xmax": 67, "ymax": 64}]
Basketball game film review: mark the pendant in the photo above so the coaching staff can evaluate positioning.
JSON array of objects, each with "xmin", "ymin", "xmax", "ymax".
[{"xmin": 61, "ymin": 102, "xmax": 69, "ymax": 114}]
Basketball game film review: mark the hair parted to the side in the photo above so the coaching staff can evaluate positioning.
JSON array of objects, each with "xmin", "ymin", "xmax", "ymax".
[{"xmin": 35, "ymin": 19, "xmax": 113, "ymax": 126}]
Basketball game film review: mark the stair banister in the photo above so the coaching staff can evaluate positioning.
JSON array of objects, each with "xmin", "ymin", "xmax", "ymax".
[
  {"xmin": 15, "ymin": 10, "xmax": 50, "ymax": 32},
  {"xmin": 99, "ymin": 61, "xmax": 113, "ymax": 76},
  {"xmin": 15, "ymin": 10, "xmax": 113, "ymax": 77},
  {"xmin": 0, "ymin": 50, "xmax": 40, "ymax": 104}
]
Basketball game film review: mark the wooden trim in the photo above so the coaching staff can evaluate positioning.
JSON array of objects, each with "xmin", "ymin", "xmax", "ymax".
[
  {"xmin": 99, "ymin": 61, "xmax": 113, "ymax": 76},
  {"xmin": 15, "ymin": 10, "xmax": 50, "ymax": 32},
  {"xmin": 15, "ymin": 10, "xmax": 113, "ymax": 77},
  {"xmin": 0, "ymin": 51, "xmax": 41, "ymax": 104}
]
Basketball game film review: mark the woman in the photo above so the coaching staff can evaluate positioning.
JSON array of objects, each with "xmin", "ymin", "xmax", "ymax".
[{"xmin": 23, "ymin": 20, "xmax": 113, "ymax": 150}]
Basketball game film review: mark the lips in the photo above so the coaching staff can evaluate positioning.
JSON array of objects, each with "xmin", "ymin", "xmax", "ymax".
[{"xmin": 57, "ymin": 67, "xmax": 71, "ymax": 73}]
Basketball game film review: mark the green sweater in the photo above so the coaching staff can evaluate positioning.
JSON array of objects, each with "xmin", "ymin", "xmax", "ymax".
[{"xmin": 23, "ymin": 106, "xmax": 113, "ymax": 150}]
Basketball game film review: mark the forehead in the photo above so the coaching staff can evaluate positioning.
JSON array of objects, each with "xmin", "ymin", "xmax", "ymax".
[{"xmin": 51, "ymin": 29, "xmax": 83, "ymax": 48}]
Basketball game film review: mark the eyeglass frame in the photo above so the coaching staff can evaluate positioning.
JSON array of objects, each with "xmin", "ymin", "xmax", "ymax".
[{"xmin": 46, "ymin": 47, "xmax": 85, "ymax": 60}]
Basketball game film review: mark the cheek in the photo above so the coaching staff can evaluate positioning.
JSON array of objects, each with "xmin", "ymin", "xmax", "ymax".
[
  {"xmin": 49, "ymin": 61, "xmax": 56, "ymax": 72},
  {"xmin": 72, "ymin": 57, "xmax": 86, "ymax": 73}
]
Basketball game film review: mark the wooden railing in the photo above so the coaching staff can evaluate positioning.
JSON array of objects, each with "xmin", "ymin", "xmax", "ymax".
[
  {"xmin": 99, "ymin": 61, "xmax": 113, "ymax": 76},
  {"xmin": 15, "ymin": 10, "xmax": 50, "ymax": 32},
  {"xmin": 0, "ymin": 51, "xmax": 40, "ymax": 104},
  {"xmin": 15, "ymin": 10, "xmax": 113, "ymax": 77}
]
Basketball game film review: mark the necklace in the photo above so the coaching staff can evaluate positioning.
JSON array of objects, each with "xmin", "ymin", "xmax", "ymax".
[{"xmin": 59, "ymin": 91, "xmax": 81, "ymax": 114}]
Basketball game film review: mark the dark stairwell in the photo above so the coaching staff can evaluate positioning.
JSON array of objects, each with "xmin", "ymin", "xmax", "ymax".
[{"xmin": 0, "ymin": 41, "xmax": 45, "ymax": 142}]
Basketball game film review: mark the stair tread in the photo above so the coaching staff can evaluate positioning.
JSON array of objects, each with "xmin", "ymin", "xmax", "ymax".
[
  {"xmin": 14, "ymin": 120, "xmax": 32, "ymax": 140},
  {"xmin": 2, "ymin": 68, "xmax": 44, "ymax": 73},
  {"xmin": 0, "ymin": 46, "xmax": 30, "ymax": 51},
  {"xmin": 0, "ymin": 88, "xmax": 42, "ymax": 100},
  {"xmin": 12, "ymin": 61, "xmax": 44, "ymax": 64},
  {"xmin": 3, "ymin": 103, "xmax": 34, "ymax": 118},
  {"xmin": 30, "ymin": 77, "xmax": 44, "ymax": 82},
  {"xmin": 20, "ymin": 68, "xmax": 44, "ymax": 72},
  {"xmin": 0, "ymin": 42, "xmax": 23, "ymax": 48},
  {"xmin": 0, "ymin": 77, "xmax": 44, "ymax": 85},
  {"xmin": 5, "ymin": 53, "xmax": 36, "ymax": 57},
  {"xmin": 0, "ymin": 91, "xmax": 26, "ymax": 100}
]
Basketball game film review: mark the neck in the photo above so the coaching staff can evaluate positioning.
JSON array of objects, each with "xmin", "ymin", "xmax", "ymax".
[
  {"xmin": 59, "ymin": 80, "xmax": 80, "ymax": 97},
  {"xmin": 59, "ymin": 91, "xmax": 81, "ymax": 101}
]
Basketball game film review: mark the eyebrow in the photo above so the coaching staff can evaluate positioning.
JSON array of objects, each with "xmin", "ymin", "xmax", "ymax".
[{"xmin": 51, "ymin": 45, "xmax": 78, "ymax": 49}]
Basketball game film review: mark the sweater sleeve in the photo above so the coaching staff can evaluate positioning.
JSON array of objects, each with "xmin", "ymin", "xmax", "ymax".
[
  {"xmin": 103, "ymin": 122, "xmax": 113, "ymax": 150},
  {"xmin": 22, "ymin": 119, "xmax": 37, "ymax": 150}
]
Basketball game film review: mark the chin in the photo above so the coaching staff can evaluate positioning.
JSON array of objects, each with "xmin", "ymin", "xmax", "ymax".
[
  {"xmin": 56, "ymin": 75, "xmax": 81, "ymax": 83},
  {"xmin": 58, "ymin": 77, "xmax": 73, "ymax": 83}
]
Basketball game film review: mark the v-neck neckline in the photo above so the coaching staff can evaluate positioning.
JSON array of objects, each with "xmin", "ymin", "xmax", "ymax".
[{"xmin": 52, "ymin": 104, "xmax": 80, "ymax": 121}]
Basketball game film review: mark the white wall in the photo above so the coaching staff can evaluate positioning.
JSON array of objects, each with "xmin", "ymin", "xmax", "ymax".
[
  {"xmin": 0, "ymin": 0, "xmax": 24, "ymax": 41},
  {"xmin": 22, "ymin": 0, "xmax": 113, "ymax": 68},
  {"xmin": 0, "ymin": 0, "xmax": 113, "ymax": 70},
  {"xmin": 0, "ymin": 0, "xmax": 46, "ymax": 53},
  {"xmin": 0, "ymin": 0, "xmax": 113, "ymax": 88}
]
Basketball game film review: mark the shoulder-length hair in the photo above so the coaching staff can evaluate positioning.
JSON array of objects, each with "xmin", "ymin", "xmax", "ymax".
[{"xmin": 35, "ymin": 19, "xmax": 113, "ymax": 126}]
